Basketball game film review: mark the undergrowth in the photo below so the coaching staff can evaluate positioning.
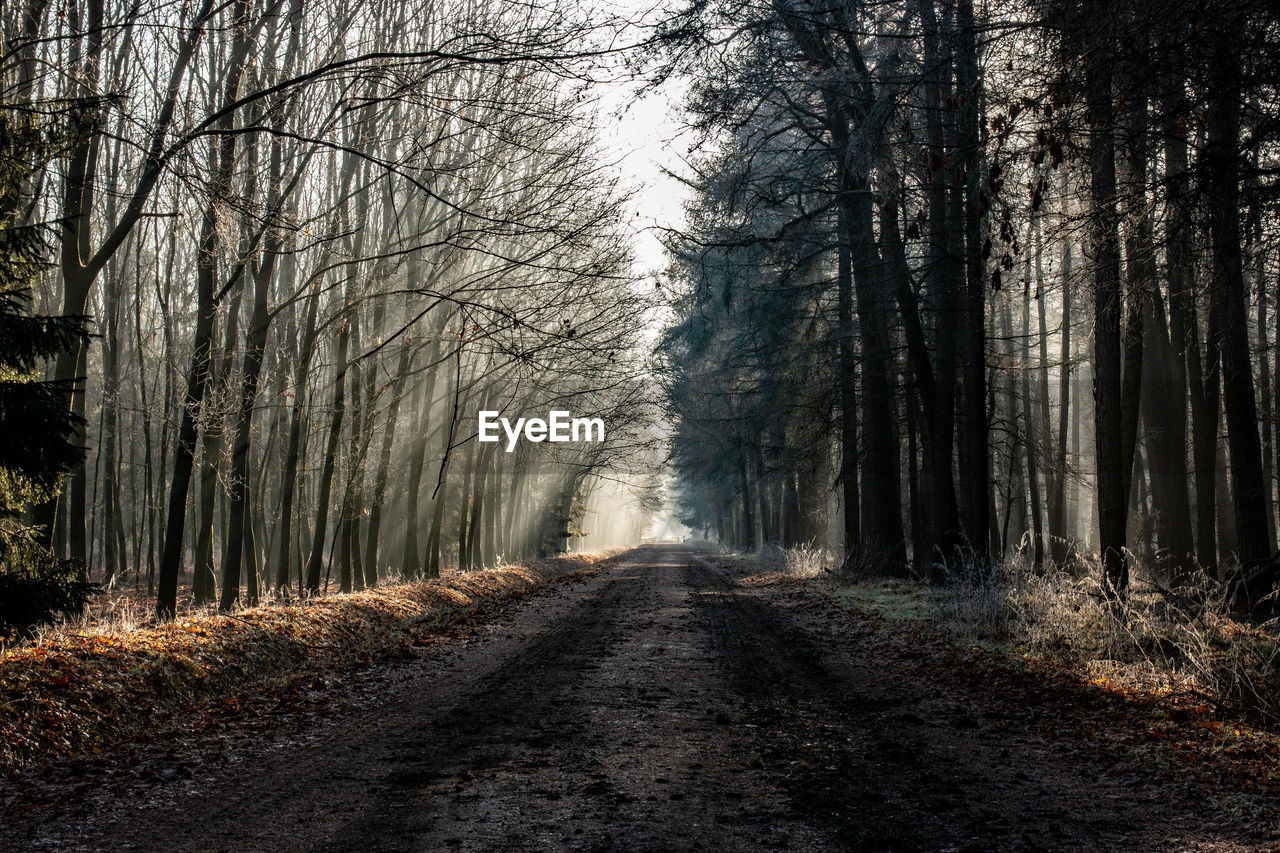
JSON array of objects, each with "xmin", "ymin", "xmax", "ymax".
[
  {"xmin": 945, "ymin": 553, "xmax": 1280, "ymax": 724},
  {"xmin": 748, "ymin": 543, "xmax": 834, "ymax": 578},
  {"xmin": 733, "ymin": 543, "xmax": 1280, "ymax": 724}
]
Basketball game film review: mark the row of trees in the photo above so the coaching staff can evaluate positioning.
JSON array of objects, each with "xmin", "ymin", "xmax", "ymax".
[
  {"xmin": 658, "ymin": 0, "xmax": 1280, "ymax": 591},
  {"xmin": 3, "ymin": 0, "xmax": 658, "ymax": 624}
]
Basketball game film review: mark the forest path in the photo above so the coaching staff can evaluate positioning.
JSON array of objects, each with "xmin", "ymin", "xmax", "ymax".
[{"xmin": 3, "ymin": 546, "xmax": 1253, "ymax": 851}]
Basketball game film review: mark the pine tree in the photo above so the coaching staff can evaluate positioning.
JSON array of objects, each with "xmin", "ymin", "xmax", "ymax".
[{"xmin": 0, "ymin": 101, "xmax": 94, "ymax": 637}]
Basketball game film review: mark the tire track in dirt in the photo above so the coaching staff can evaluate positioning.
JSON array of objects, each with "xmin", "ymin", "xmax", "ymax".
[
  {"xmin": 317, "ymin": 547, "xmax": 832, "ymax": 852},
  {"xmin": 314, "ymin": 558, "xmax": 645, "ymax": 850}
]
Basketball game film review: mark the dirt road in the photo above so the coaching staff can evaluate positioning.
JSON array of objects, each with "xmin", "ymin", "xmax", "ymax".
[{"xmin": 1, "ymin": 546, "xmax": 1258, "ymax": 851}]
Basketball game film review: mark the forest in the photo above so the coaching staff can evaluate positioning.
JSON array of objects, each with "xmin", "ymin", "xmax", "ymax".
[
  {"xmin": 660, "ymin": 0, "xmax": 1280, "ymax": 599},
  {"xmin": 2, "ymin": 0, "xmax": 662, "ymax": 629},
  {"xmin": 4, "ymin": 0, "xmax": 1280, "ymax": 848}
]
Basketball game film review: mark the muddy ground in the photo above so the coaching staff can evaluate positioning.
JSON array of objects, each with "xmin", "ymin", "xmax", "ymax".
[{"xmin": 0, "ymin": 546, "xmax": 1266, "ymax": 851}]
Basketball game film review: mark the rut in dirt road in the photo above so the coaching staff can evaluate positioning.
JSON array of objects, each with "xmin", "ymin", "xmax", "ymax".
[{"xmin": 3, "ymin": 546, "xmax": 1253, "ymax": 851}]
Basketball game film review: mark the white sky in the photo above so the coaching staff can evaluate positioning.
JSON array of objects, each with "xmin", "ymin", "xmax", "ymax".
[
  {"xmin": 583, "ymin": 0, "xmax": 694, "ymax": 284},
  {"xmin": 583, "ymin": 1, "xmax": 696, "ymax": 539},
  {"xmin": 599, "ymin": 78, "xmax": 691, "ymax": 279}
]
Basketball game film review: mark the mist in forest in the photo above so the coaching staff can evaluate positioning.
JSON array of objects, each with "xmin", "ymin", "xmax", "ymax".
[{"xmin": 2, "ymin": 0, "xmax": 669, "ymax": 621}]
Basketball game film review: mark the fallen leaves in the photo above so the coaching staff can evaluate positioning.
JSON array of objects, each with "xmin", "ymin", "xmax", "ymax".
[{"xmin": 0, "ymin": 553, "xmax": 610, "ymax": 778}]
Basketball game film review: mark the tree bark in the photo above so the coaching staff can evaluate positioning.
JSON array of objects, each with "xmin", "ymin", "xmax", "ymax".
[
  {"xmin": 1206, "ymin": 29, "xmax": 1273, "ymax": 565},
  {"xmin": 1084, "ymin": 11, "xmax": 1134, "ymax": 592}
]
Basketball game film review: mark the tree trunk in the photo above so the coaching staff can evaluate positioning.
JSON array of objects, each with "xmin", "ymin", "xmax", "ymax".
[
  {"xmin": 1085, "ymin": 15, "xmax": 1134, "ymax": 593},
  {"xmin": 305, "ymin": 305, "xmax": 352, "ymax": 594},
  {"xmin": 1022, "ymin": 254, "xmax": 1044, "ymax": 565},
  {"xmin": 156, "ymin": 2, "xmax": 251, "ymax": 618},
  {"xmin": 273, "ymin": 278, "xmax": 320, "ymax": 592},
  {"xmin": 954, "ymin": 0, "xmax": 989, "ymax": 566},
  {"xmin": 364, "ymin": 336, "xmax": 413, "ymax": 581},
  {"xmin": 1206, "ymin": 30, "xmax": 1273, "ymax": 565}
]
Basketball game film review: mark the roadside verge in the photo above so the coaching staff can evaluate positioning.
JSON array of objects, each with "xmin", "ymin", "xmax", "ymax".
[
  {"xmin": 0, "ymin": 552, "xmax": 616, "ymax": 777},
  {"xmin": 704, "ymin": 551, "xmax": 1280, "ymax": 826}
]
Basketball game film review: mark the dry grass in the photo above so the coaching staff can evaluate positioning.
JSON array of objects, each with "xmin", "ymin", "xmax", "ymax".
[
  {"xmin": 726, "ymin": 543, "xmax": 837, "ymax": 579},
  {"xmin": 831, "ymin": 578, "xmax": 931, "ymax": 622},
  {"xmin": 908, "ymin": 551, "xmax": 1280, "ymax": 723},
  {"xmin": 0, "ymin": 552, "xmax": 614, "ymax": 777},
  {"xmin": 727, "ymin": 544, "xmax": 1280, "ymax": 723},
  {"xmin": 11, "ymin": 562, "xmax": 512, "ymax": 651}
]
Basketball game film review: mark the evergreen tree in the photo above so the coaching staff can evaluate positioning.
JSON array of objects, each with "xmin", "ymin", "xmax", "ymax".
[{"xmin": 0, "ymin": 101, "xmax": 94, "ymax": 636}]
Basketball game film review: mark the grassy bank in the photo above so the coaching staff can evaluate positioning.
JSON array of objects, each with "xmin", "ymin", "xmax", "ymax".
[{"xmin": 0, "ymin": 553, "xmax": 614, "ymax": 777}]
